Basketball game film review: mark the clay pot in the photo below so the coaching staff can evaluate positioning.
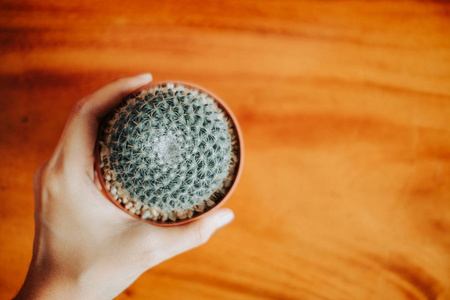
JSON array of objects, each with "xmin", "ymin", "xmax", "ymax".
[{"xmin": 94, "ymin": 81, "xmax": 244, "ymax": 226}]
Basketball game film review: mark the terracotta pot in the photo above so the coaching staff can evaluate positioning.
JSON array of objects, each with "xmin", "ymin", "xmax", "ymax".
[{"xmin": 94, "ymin": 81, "xmax": 244, "ymax": 226}]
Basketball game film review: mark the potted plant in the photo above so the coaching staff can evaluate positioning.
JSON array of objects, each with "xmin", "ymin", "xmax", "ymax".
[{"xmin": 95, "ymin": 81, "xmax": 243, "ymax": 226}]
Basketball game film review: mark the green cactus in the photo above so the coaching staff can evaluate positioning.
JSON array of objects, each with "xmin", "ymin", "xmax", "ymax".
[{"xmin": 98, "ymin": 83, "xmax": 239, "ymax": 222}]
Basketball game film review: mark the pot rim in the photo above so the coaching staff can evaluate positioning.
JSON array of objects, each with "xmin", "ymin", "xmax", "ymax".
[{"xmin": 94, "ymin": 80, "xmax": 244, "ymax": 226}]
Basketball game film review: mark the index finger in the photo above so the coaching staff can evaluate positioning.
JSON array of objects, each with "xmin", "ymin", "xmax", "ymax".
[{"xmin": 55, "ymin": 73, "xmax": 153, "ymax": 174}]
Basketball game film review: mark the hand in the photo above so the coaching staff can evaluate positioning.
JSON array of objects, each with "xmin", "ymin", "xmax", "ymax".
[{"xmin": 14, "ymin": 74, "xmax": 235, "ymax": 300}]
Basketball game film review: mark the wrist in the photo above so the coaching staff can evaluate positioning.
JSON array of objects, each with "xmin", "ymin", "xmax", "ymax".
[{"xmin": 15, "ymin": 258, "xmax": 100, "ymax": 300}]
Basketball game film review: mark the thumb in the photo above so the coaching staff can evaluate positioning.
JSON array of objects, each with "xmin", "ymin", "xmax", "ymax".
[{"xmin": 149, "ymin": 208, "xmax": 235, "ymax": 264}]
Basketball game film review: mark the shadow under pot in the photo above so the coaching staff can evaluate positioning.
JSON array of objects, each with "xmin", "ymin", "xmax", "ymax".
[{"xmin": 94, "ymin": 81, "xmax": 243, "ymax": 226}]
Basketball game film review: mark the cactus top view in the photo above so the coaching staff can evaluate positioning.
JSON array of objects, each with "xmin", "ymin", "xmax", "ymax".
[{"xmin": 96, "ymin": 82, "xmax": 242, "ymax": 225}]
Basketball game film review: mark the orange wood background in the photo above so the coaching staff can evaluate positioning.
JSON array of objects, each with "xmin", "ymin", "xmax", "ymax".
[{"xmin": 1, "ymin": 1, "xmax": 450, "ymax": 299}]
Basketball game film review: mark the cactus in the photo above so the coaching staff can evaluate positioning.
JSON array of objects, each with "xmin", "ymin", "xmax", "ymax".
[{"xmin": 98, "ymin": 82, "xmax": 239, "ymax": 223}]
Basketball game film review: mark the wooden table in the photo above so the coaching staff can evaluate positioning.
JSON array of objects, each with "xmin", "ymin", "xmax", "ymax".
[{"xmin": 1, "ymin": 1, "xmax": 449, "ymax": 299}]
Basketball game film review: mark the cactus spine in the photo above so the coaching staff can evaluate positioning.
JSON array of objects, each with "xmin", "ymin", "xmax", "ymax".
[{"xmin": 98, "ymin": 83, "xmax": 239, "ymax": 222}]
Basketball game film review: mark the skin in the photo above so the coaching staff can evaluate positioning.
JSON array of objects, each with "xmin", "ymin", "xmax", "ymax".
[{"xmin": 14, "ymin": 74, "xmax": 235, "ymax": 300}]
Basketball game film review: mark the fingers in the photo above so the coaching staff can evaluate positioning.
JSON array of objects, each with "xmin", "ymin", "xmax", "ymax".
[
  {"xmin": 56, "ymin": 73, "xmax": 153, "ymax": 172},
  {"xmin": 75, "ymin": 73, "xmax": 153, "ymax": 118},
  {"xmin": 149, "ymin": 209, "xmax": 235, "ymax": 264}
]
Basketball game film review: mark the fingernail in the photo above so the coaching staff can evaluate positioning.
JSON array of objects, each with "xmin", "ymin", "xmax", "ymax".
[
  {"xmin": 137, "ymin": 73, "xmax": 153, "ymax": 82},
  {"xmin": 216, "ymin": 210, "xmax": 234, "ymax": 227}
]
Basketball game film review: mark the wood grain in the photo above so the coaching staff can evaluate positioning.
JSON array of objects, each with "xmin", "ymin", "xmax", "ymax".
[{"xmin": 1, "ymin": 0, "xmax": 449, "ymax": 299}]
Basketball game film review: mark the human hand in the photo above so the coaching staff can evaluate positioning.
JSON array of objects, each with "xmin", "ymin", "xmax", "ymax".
[{"xmin": 14, "ymin": 74, "xmax": 235, "ymax": 300}]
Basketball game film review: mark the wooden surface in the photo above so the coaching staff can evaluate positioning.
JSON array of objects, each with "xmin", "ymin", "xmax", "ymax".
[{"xmin": 1, "ymin": 1, "xmax": 450, "ymax": 299}]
